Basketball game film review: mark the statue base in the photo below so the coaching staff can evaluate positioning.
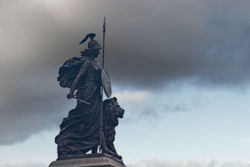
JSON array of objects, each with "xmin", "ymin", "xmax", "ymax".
[{"xmin": 49, "ymin": 154, "xmax": 126, "ymax": 167}]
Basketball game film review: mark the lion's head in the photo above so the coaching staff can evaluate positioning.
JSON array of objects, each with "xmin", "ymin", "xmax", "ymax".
[{"xmin": 103, "ymin": 97, "xmax": 124, "ymax": 126}]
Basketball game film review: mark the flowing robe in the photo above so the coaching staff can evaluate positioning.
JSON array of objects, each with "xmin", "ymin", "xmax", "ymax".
[{"xmin": 55, "ymin": 56, "xmax": 102, "ymax": 159}]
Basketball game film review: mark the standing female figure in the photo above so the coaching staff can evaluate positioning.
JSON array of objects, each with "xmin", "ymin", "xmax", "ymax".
[{"xmin": 56, "ymin": 33, "xmax": 114, "ymax": 159}]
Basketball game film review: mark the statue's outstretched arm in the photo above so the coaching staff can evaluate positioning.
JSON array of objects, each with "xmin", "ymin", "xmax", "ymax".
[{"xmin": 67, "ymin": 60, "xmax": 89, "ymax": 99}]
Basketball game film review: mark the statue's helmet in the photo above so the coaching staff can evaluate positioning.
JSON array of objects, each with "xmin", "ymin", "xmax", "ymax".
[
  {"xmin": 79, "ymin": 33, "xmax": 101, "ymax": 50},
  {"xmin": 88, "ymin": 39, "xmax": 102, "ymax": 50}
]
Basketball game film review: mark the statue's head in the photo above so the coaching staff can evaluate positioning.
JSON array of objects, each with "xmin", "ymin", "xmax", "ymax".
[
  {"xmin": 88, "ymin": 39, "xmax": 102, "ymax": 50},
  {"xmin": 79, "ymin": 33, "xmax": 102, "ymax": 59},
  {"xmin": 88, "ymin": 40, "xmax": 102, "ymax": 58}
]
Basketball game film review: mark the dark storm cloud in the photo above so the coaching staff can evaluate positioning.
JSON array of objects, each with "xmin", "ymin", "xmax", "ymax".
[
  {"xmin": 1, "ymin": 0, "xmax": 250, "ymax": 144},
  {"xmin": 0, "ymin": 69, "xmax": 68, "ymax": 144}
]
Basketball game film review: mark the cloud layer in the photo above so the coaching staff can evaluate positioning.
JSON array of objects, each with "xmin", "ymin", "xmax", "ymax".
[{"xmin": 1, "ymin": 0, "xmax": 250, "ymax": 144}]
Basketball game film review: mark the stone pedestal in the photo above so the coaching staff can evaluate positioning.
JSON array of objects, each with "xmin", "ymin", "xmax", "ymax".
[{"xmin": 49, "ymin": 155, "xmax": 126, "ymax": 167}]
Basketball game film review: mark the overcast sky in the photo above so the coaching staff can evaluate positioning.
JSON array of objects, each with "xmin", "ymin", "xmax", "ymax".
[{"xmin": 0, "ymin": 0, "xmax": 250, "ymax": 166}]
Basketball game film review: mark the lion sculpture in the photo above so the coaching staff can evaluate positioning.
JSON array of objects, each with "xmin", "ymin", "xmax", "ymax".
[
  {"xmin": 102, "ymin": 97, "xmax": 124, "ymax": 159},
  {"xmin": 89, "ymin": 97, "xmax": 124, "ymax": 159}
]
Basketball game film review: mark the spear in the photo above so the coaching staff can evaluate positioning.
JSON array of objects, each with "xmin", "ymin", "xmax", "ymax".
[
  {"xmin": 99, "ymin": 16, "xmax": 106, "ymax": 153},
  {"xmin": 102, "ymin": 16, "xmax": 106, "ymax": 68}
]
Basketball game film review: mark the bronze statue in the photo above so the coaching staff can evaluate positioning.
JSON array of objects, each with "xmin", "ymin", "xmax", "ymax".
[{"xmin": 55, "ymin": 29, "xmax": 124, "ymax": 162}]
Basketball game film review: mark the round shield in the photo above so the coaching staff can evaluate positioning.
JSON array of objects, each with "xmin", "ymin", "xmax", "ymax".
[{"xmin": 102, "ymin": 68, "xmax": 112, "ymax": 98}]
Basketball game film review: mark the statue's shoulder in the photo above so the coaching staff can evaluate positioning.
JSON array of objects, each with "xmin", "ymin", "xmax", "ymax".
[{"xmin": 57, "ymin": 56, "xmax": 90, "ymax": 88}]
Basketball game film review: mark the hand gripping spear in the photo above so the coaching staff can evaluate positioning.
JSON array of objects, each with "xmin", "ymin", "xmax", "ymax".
[{"xmin": 99, "ymin": 16, "xmax": 106, "ymax": 153}]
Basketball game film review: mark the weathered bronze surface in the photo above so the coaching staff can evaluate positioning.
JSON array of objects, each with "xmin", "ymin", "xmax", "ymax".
[{"xmin": 55, "ymin": 33, "xmax": 124, "ymax": 164}]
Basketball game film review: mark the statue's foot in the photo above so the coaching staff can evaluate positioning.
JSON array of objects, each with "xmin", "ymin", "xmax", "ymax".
[
  {"xmin": 102, "ymin": 149, "xmax": 122, "ymax": 160},
  {"xmin": 101, "ymin": 145, "xmax": 116, "ymax": 156}
]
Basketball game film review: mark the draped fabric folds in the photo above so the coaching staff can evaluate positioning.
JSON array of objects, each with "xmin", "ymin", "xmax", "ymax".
[{"xmin": 56, "ymin": 55, "xmax": 102, "ymax": 159}]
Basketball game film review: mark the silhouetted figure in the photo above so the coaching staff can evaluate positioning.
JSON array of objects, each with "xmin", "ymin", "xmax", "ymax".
[{"xmin": 56, "ymin": 34, "xmax": 123, "ymax": 160}]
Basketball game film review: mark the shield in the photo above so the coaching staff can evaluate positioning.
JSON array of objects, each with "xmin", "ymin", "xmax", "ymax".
[{"xmin": 102, "ymin": 68, "xmax": 112, "ymax": 98}]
